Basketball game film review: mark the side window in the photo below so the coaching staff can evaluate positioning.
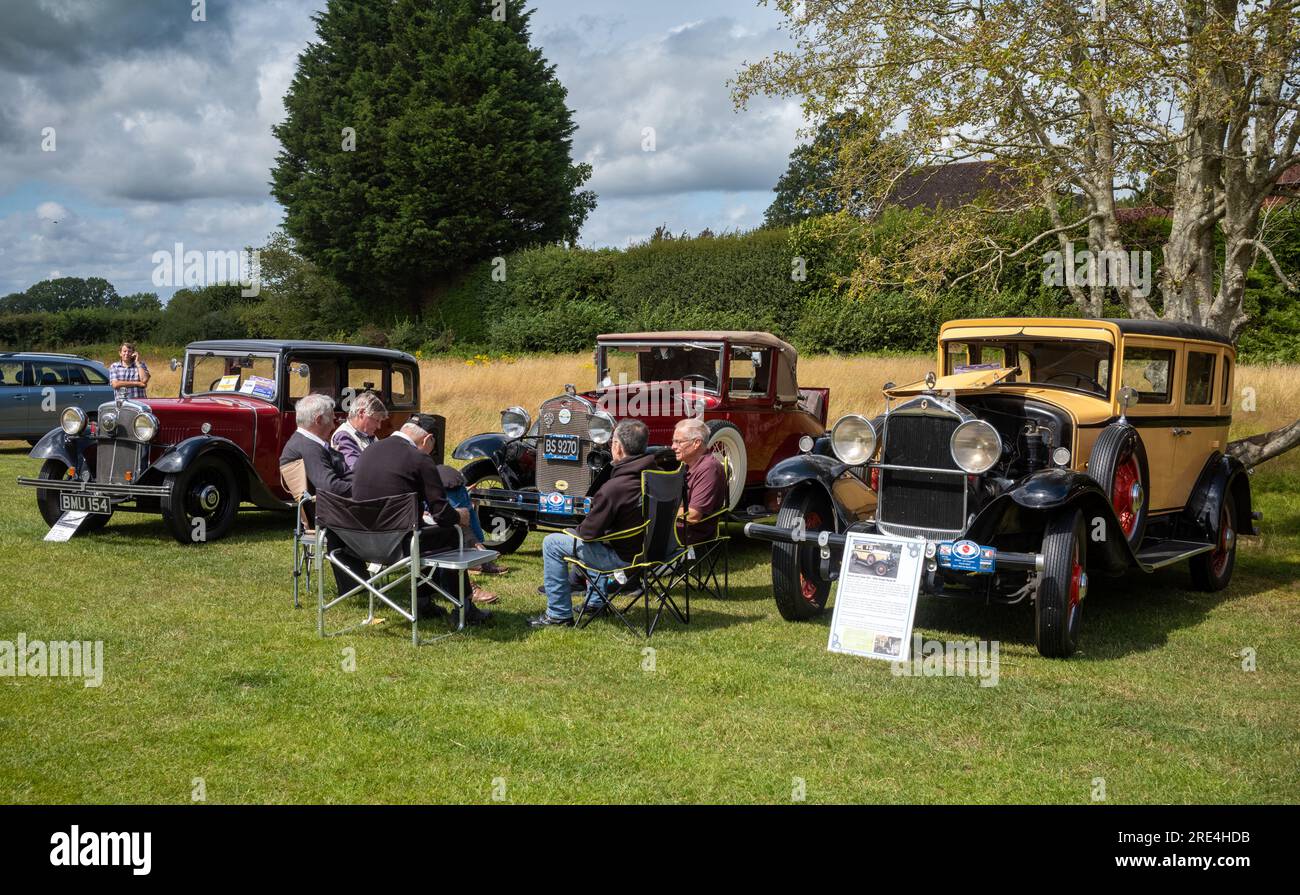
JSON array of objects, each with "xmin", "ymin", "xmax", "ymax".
[
  {"xmin": 346, "ymin": 362, "xmax": 383, "ymax": 395},
  {"xmin": 288, "ymin": 357, "xmax": 338, "ymax": 406},
  {"xmin": 0, "ymin": 361, "xmax": 24, "ymax": 388},
  {"xmin": 1221, "ymin": 356, "xmax": 1233, "ymax": 407},
  {"xmin": 83, "ymin": 365, "xmax": 108, "ymax": 385},
  {"xmin": 1121, "ymin": 347, "xmax": 1175, "ymax": 404},
  {"xmin": 391, "ymin": 364, "xmax": 416, "ymax": 408},
  {"xmin": 945, "ymin": 342, "xmax": 969, "ymax": 373},
  {"xmin": 728, "ymin": 347, "xmax": 771, "ymax": 399},
  {"xmin": 32, "ymin": 363, "xmax": 68, "ymax": 387},
  {"xmin": 1184, "ymin": 351, "xmax": 1216, "ymax": 406}
]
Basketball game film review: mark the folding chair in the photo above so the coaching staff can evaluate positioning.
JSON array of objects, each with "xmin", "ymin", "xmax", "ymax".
[
  {"xmin": 568, "ymin": 466, "xmax": 689, "ymax": 638},
  {"xmin": 280, "ymin": 460, "xmax": 320, "ymax": 610},
  {"xmin": 663, "ymin": 455, "xmax": 733, "ymax": 603},
  {"xmin": 314, "ymin": 491, "xmax": 498, "ymax": 646}
]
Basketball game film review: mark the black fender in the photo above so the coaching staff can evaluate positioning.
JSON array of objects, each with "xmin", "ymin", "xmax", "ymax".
[
  {"xmin": 151, "ymin": 436, "xmax": 286, "ymax": 511},
  {"xmin": 1182, "ymin": 452, "xmax": 1257, "ymax": 540},
  {"xmin": 28, "ymin": 429, "xmax": 82, "ymax": 468},
  {"xmin": 966, "ymin": 468, "xmax": 1134, "ymax": 575},
  {"xmin": 766, "ymin": 453, "xmax": 858, "ymax": 529},
  {"xmin": 452, "ymin": 433, "xmax": 511, "ymax": 462}
]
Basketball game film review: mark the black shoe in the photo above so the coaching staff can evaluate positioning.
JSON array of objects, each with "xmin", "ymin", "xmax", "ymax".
[
  {"xmin": 464, "ymin": 605, "xmax": 492, "ymax": 626},
  {"xmin": 577, "ymin": 600, "xmax": 608, "ymax": 619},
  {"xmin": 417, "ymin": 600, "xmax": 446, "ymax": 620},
  {"xmin": 528, "ymin": 612, "xmax": 575, "ymax": 628}
]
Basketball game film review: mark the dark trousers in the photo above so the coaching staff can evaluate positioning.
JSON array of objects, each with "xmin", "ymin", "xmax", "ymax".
[{"xmin": 325, "ymin": 531, "xmax": 370, "ymax": 597}]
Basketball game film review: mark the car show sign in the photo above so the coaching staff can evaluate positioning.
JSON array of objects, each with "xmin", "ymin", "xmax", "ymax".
[
  {"xmin": 43, "ymin": 511, "xmax": 90, "ymax": 543},
  {"xmin": 827, "ymin": 532, "xmax": 925, "ymax": 662}
]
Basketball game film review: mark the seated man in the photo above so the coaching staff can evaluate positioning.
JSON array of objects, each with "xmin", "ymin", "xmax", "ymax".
[
  {"xmin": 280, "ymin": 393, "xmax": 362, "ymax": 596},
  {"xmin": 330, "ymin": 391, "xmax": 387, "ymax": 471},
  {"xmin": 671, "ymin": 417, "xmax": 728, "ymax": 545},
  {"xmin": 353, "ymin": 414, "xmax": 490, "ymax": 625},
  {"xmin": 529, "ymin": 419, "xmax": 659, "ymax": 628}
]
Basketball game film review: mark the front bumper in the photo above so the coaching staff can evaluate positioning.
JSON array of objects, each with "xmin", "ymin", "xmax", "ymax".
[
  {"xmin": 745, "ymin": 521, "xmax": 1044, "ymax": 580},
  {"xmin": 17, "ymin": 476, "xmax": 170, "ymax": 501},
  {"xmin": 473, "ymin": 486, "xmax": 592, "ymax": 526}
]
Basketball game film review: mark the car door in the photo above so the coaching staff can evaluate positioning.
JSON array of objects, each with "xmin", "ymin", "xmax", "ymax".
[
  {"xmin": 0, "ymin": 360, "xmax": 31, "ymax": 437},
  {"xmin": 1117, "ymin": 338, "xmax": 1181, "ymax": 513},
  {"xmin": 1172, "ymin": 343, "xmax": 1231, "ymax": 507},
  {"xmin": 27, "ymin": 361, "xmax": 70, "ymax": 436}
]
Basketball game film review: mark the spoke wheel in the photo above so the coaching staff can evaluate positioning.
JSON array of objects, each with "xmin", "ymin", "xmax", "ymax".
[
  {"xmin": 1190, "ymin": 493, "xmax": 1237, "ymax": 592},
  {"xmin": 462, "ymin": 458, "xmax": 529, "ymax": 555},
  {"xmin": 771, "ymin": 486, "xmax": 834, "ymax": 621}
]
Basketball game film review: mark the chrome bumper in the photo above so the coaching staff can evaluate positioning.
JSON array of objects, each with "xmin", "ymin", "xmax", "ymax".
[
  {"xmin": 743, "ymin": 522, "xmax": 1044, "ymax": 573},
  {"xmin": 16, "ymin": 476, "xmax": 170, "ymax": 499}
]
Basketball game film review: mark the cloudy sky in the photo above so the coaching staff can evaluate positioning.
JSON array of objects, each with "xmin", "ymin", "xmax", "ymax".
[{"xmin": 0, "ymin": 0, "xmax": 803, "ymax": 298}]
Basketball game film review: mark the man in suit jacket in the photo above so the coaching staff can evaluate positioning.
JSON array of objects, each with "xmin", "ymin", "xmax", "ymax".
[
  {"xmin": 353, "ymin": 414, "xmax": 491, "ymax": 624},
  {"xmin": 280, "ymin": 393, "xmax": 365, "ymax": 599}
]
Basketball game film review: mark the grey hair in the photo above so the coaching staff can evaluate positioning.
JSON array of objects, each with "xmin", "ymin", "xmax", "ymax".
[
  {"xmin": 296, "ymin": 393, "xmax": 335, "ymax": 428},
  {"xmin": 674, "ymin": 417, "xmax": 709, "ymax": 444},
  {"xmin": 349, "ymin": 391, "xmax": 387, "ymax": 422},
  {"xmin": 613, "ymin": 419, "xmax": 649, "ymax": 456}
]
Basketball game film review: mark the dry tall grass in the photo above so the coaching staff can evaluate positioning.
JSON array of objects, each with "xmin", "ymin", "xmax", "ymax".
[{"xmin": 127, "ymin": 350, "xmax": 1298, "ymax": 473}]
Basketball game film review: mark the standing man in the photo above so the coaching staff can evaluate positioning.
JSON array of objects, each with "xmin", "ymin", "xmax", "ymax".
[
  {"xmin": 353, "ymin": 414, "xmax": 491, "ymax": 625},
  {"xmin": 529, "ymin": 419, "xmax": 659, "ymax": 628},
  {"xmin": 671, "ymin": 418, "xmax": 728, "ymax": 545},
  {"xmin": 109, "ymin": 342, "xmax": 150, "ymax": 399}
]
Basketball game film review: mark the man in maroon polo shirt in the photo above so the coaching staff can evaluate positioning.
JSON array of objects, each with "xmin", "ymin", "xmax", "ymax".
[{"xmin": 671, "ymin": 417, "xmax": 727, "ymax": 545}]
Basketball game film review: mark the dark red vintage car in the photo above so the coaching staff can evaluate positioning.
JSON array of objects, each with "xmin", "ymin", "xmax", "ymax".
[
  {"xmin": 18, "ymin": 340, "xmax": 423, "ymax": 543},
  {"xmin": 452, "ymin": 330, "xmax": 830, "ymax": 554}
]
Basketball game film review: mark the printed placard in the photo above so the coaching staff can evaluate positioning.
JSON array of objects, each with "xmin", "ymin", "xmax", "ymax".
[
  {"xmin": 827, "ymin": 532, "xmax": 926, "ymax": 662},
  {"xmin": 44, "ymin": 511, "xmax": 89, "ymax": 543}
]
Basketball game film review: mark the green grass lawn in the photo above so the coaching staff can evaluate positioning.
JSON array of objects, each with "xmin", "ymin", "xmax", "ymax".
[{"xmin": 0, "ymin": 443, "xmax": 1296, "ymax": 804}]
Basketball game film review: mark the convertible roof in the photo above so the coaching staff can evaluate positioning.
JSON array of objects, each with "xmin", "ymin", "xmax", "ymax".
[{"xmin": 599, "ymin": 330, "xmax": 800, "ymax": 401}]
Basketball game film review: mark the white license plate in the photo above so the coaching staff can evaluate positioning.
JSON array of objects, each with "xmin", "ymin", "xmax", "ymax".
[{"xmin": 60, "ymin": 493, "xmax": 111, "ymax": 515}]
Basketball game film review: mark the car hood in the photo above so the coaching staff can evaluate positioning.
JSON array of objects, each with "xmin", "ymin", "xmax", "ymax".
[{"xmin": 886, "ymin": 367, "xmax": 1019, "ymax": 397}]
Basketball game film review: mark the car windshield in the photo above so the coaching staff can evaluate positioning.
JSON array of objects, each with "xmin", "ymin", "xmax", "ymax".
[
  {"xmin": 184, "ymin": 352, "xmax": 279, "ymax": 400},
  {"xmin": 943, "ymin": 338, "xmax": 1113, "ymax": 398},
  {"xmin": 596, "ymin": 343, "xmax": 722, "ymax": 393}
]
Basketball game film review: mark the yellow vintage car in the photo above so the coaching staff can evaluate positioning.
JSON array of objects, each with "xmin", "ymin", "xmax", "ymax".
[{"xmin": 748, "ymin": 318, "xmax": 1258, "ymax": 658}]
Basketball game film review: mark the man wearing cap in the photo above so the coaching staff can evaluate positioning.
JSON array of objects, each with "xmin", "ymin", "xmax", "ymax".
[{"xmin": 353, "ymin": 414, "xmax": 491, "ymax": 624}]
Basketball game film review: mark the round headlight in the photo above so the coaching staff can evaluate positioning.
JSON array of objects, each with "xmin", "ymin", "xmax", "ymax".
[
  {"xmin": 830, "ymin": 414, "xmax": 877, "ymax": 465},
  {"xmin": 950, "ymin": 419, "xmax": 1002, "ymax": 474},
  {"xmin": 60, "ymin": 406, "xmax": 87, "ymax": 436},
  {"xmin": 132, "ymin": 412, "xmax": 159, "ymax": 443},
  {"xmin": 501, "ymin": 406, "xmax": 530, "ymax": 440},
  {"xmin": 100, "ymin": 409, "xmax": 118, "ymax": 433},
  {"xmin": 589, "ymin": 411, "xmax": 615, "ymax": 445}
]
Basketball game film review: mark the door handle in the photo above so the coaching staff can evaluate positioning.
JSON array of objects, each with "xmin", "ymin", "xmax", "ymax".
[
  {"xmin": 1171, "ymin": 427, "xmax": 1192, "ymax": 437},
  {"xmin": 13, "ymin": 395, "xmax": 25, "ymax": 401}
]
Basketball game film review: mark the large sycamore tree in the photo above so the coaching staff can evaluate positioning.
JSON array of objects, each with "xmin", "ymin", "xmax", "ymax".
[
  {"xmin": 272, "ymin": 0, "xmax": 595, "ymax": 313},
  {"xmin": 735, "ymin": 0, "xmax": 1300, "ymax": 467}
]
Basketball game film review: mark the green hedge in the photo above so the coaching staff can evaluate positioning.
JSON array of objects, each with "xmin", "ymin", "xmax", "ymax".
[{"xmin": 0, "ymin": 309, "xmax": 163, "ymax": 349}]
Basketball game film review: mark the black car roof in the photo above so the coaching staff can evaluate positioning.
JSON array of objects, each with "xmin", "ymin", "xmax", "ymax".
[
  {"xmin": 185, "ymin": 340, "xmax": 417, "ymax": 362},
  {"xmin": 1100, "ymin": 319, "xmax": 1234, "ymax": 347}
]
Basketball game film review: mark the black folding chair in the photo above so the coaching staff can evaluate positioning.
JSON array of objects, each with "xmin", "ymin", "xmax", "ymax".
[
  {"xmin": 568, "ymin": 466, "xmax": 689, "ymax": 638},
  {"xmin": 661, "ymin": 455, "xmax": 732, "ymax": 603},
  {"xmin": 314, "ymin": 490, "xmax": 498, "ymax": 646}
]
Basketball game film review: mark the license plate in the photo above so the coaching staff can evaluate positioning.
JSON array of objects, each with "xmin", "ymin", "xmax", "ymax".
[
  {"xmin": 937, "ymin": 539, "xmax": 997, "ymax": 574},
  {"xmin": 542, "ymin": 434, "xmax": 580, "ymax": 462},
  {"xmin": 59, "ymin": 492, "xmax": 111, "ymax": 515}
]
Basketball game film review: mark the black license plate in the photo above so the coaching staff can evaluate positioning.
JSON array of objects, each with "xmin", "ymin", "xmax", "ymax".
[
  {"xmin": 542, "ymin": 434, "xmax": 580, "ymax": 462},
  {"xmin": 59, "ymin": 492, "xmax": 111, "ymax": 515}
]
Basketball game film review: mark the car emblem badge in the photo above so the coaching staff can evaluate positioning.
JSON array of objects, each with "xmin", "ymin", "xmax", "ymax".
[
  {"xmin": 953, "ymin": 540, "xmax": 980, "ymax": 558},
  {"xmin": 558, "ymin": 408, "xmax": 571, "ymax": 424},
  {"xmin": 556, "ymin": 480, "xmax": 569, "ymax": 492},
  {"xmin": 543, "ymin": 413, "xmax": 554, "ymax": 427}
]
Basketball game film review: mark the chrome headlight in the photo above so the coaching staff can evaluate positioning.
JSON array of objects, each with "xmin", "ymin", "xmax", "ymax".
[
  {"xmin": 60, "ymin": 406, "xmax": 87, "ymax": 436},
  {"xmin": 830, "ymin": 414, "xmax": 877, "ymax": 465},
  {"xmin": 588, "ymin": 411, "xmax": 615, "ymax": 445},
  {"xmin": 100, "ymin": 409, "xmax": 118, "ymax": 434},
  {"xmin": 950, "ymin": 420, "xmax": 1002, "ymax": 474},
  {"xmin": 132, "ymin": 412, "xmax": 159, "ymax": 443},
  {"xmin": 501, "ymin": 406, "xmax": 530, "ymax": 440}
]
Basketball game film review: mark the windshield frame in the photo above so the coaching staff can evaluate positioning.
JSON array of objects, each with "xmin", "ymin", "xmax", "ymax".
[
  {"xmin": 941, "ymin": 336, "xmax": 1115, "ymax": 401},
  {"xmin": 182, "ymin": 349, "xmax": 283, "ymax": 402},
  {"xmin": 594, "ymin": 340, "xmax": 725, "ymax": 395}
]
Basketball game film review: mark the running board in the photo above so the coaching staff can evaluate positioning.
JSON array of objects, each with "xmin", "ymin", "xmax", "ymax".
[{"xmin": 1134, "ymin": 540, "xmax": 1214, "ymax": 571}]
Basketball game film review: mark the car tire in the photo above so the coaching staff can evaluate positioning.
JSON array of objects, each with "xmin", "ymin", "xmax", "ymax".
[
  {"xmin": 1035, "ymin": 508, "xmax": 1087, "ymax": 659},
  {"xmin": 874, "ymin": 561, "xmax": 889, "ymax": 577},
  {"xmin": 162, "ymin": 457, "xmax": 240, "ymax": 545},
  {"xmin": 462, "ymin": 458, "xmax": 529, "ymax": 555},
  {"xmin": 771, "ymin": 485, "xmax": 834, "ymax": 621},
  {"xmin": 705, "ymin": 420, "xmax": 747, "ymax": 512},
  {"xmin": 1087, "ymin": 424, "xmax": 1149, "ymax": 551},
  {"xmin": 1189, "ymin": 492, "xmax": 1236, "ymax": 591},
  {"xmin": 34, "ymin": 459, "xmax": 112, "ymax": 533}
]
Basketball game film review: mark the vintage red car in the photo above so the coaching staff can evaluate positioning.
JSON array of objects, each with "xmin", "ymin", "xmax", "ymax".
[
  {"xmin": 453, "ymin": 330, "xmax": 830, "ymax": 553},
  {"xmin": 18, "ymin": 340, "xmax": 422, "ymax": 543}
]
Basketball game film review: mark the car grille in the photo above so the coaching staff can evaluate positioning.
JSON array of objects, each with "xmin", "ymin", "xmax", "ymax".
[
  {"xmin": 877, "ymin": 409, "xmax": 966, "ymax": 537},
  {"xmin": 96, "ymin": 440, "xmax": 147, "ymax": 485},
  {"xmin": 535, "ymin": 396, "xmax": 593, "ymax": 495}
]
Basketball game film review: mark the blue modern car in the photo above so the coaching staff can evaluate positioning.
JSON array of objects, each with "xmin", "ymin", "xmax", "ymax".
[{"xmin": 0, "ymin": 352, "xmax": 118, "ymax": 444}]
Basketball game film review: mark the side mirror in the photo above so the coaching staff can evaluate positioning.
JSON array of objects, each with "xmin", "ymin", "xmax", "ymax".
[
  {"xmin": 293, "ymin": 363, "xmax": 310, "ymax": 379},
  {"xmin": 169, "ymin": 358, "xmax": 181, "ymax": 372},
  {"xmin": 1118, "ymin": 386, "xmax": 1139, "ymax": 422},
  {"xmin": 883, "ymin": 381, "xmax": 896, "ymax": 391}
]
